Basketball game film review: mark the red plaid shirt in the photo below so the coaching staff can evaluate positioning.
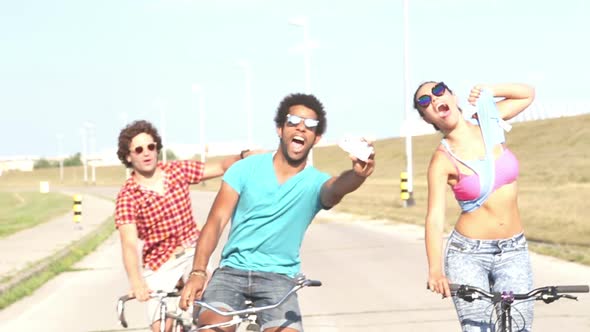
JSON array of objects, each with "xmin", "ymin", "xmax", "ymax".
[{"xmin": 115, "ymin": 160, "xmax": 204, "ymax": 271}]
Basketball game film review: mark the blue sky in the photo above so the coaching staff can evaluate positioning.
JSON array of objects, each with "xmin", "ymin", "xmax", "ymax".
[{"xmin": 0, "ymin": 0, "xmax": 587, "ymax": 157}]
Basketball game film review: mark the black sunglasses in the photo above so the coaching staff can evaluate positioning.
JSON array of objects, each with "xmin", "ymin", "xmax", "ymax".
[
  {"xmin": 133, "ymin": 142, "xmax": 157, "ymax": 154},
  {"xmin": 416, "ymin": 82, "xmax": 447, "ymax": 108}
]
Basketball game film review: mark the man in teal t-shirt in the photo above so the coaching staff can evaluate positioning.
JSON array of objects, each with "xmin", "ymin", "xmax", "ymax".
[
  {"xmin": 220, "ymin": 152, "xmax": 330, "ymax": 277},
  {"xmin": 180, "ymin": 93, "xmax": 376, "ymax": 332}
]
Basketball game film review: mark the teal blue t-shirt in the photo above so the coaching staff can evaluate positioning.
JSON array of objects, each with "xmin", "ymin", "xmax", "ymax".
[{"xmin": 219, "ymin": 152, "xmax": 331, "ymax": 276}]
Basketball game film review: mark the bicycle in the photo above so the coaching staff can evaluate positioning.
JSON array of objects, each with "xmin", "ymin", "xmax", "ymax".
[
  {"xmin": 117, "ymin": 274, "xmax": 322, "ymax": 332},
  {"xmin": 447, "ymin": 283, "xmax": 589, "ymax": 331},
  {"xmin": 117, "ymin": 290, "xmax": 192, "ymax": 332}
]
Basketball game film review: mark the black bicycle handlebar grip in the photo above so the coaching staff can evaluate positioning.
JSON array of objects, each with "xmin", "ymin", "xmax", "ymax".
[
  {"xmin": 118, "ymin": 291, "xmax": 179, "ymax": 303},
  {"xmin": 555, "ymin": 285, "xmax": 590, "ymax": 293},
  {"xmin": 119, "ymin": 294, "xmax": 134, "ymax": 302},
  {"xmin": 448, "ymin": 284, "xmax": 460, "ymax": 292},
  {"xmin": 426, "ymin": 282, "xmax": 461, "ymax": 292},
  {"xmin": 307, "ymin": 280, "xmax": 322, "ymax": 287}
]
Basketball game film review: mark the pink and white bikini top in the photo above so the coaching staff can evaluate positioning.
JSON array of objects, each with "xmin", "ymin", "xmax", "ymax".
[
  {"xmin": 439, "ymin": 145, "xmax": 519, "ymax": 202},
  {"xmin": 440, "ymin": 89, "xmax": 519, "ymax": 213}
]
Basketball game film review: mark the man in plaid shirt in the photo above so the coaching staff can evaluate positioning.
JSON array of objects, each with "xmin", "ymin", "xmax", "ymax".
[
  {"xmin": 114, "ymin": 120, "xmax": 251, "ymax": 332},
  {"xmin": 179, "ymin": 93, "xmax": 376, "ymax": 332}
]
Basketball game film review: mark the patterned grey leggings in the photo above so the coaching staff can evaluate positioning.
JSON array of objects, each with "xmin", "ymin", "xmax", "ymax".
[{"xmin": 445, "ymin": 230, "xmax": 534, "ymax": 332}]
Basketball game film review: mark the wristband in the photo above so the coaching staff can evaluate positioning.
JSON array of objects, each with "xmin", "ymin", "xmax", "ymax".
[{"xmin": 188, "ymin": 269, "xmax": 207, "ymax": 279}]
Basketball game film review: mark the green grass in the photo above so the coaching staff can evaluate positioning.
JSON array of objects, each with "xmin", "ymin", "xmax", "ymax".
[
  {"xmin": 0, "ymin": 217, "xmax": 115, "ymax": 310},
  {"xmin": 0, "ymin": 165, "xmax": 128, "ymax": 188},
  {"xmin": 529, "ymin": 242, "xmax": 590, "ymax": 266},
  {"xmin": 0, "ymin": 192, "xmax": 72, "ymax": 238},
  {"xmin": 0, "ymin": 114, "xmax": 588, "ymax": 265}
]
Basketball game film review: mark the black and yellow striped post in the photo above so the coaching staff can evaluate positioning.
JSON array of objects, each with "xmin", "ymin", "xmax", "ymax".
[
  {"xmin": 73, "ymin": 194, "xmax": 82, "ymax": 228},
  {"xmin": 400, "ymin": 172, "xmax": 415, "ymax": 207}
]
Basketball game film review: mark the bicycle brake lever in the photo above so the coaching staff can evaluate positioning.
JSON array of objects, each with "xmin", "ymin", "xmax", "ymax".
[
  {"xmin": 540, "ymin": 294, "xmax": 559, "ymax": 304},
  {"xmin": 563, "ymin": 294, "xmax": 578, "ymax": 301},
  {"xmin": 453, "ymin": 287, "xmax": 477, "ymax": 303}
]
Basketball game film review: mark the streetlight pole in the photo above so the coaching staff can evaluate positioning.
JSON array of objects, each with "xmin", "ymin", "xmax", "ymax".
[
  {"xmin": 86, "ymin": 122, "xmax": 97, "ymax": 185},
  {"xmin": 159, "ymin": 101, "xmax": 167, "ymax": 163},
  {"xmin": 80, "ymin": 125, "xmax": 88, "ymax": 185},
  {"xmin": 119, "ymin": 112, "xmax": 131, "ymax": 179},
  {"xmin": 238, "ymin": 59, "xmax": 254, "ymax": 148},
  {"xmin": 402, "ymin": 0, "xmax": 415, "ymax": 206},
  {"xmin": 289, "ymin": 16, "xmax": 315, "ymax": 166},
  {"xmin": 56, "ymin": 134, "xmax": 64, "ymax": 183},
  {"xmin": 192, "ymin": 84, "xmax": 206, "ymax": 164}
]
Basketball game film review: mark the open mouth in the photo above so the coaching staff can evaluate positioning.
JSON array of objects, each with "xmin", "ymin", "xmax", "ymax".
[
  {"xmin": 291, "ymin": 136, "xmax": 305, "ymax": 153},
  {"xmin": 436, "ymin": 103, "xmax": 451, "ymax": 118}
]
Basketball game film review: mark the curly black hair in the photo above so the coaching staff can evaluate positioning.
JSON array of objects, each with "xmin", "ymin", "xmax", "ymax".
[
  {"xmin": 117, "ymin": 120, "xmax": 163, "ymax": 168},
  {"xmin": 274, "ymin": 93, "xmax": 327, "ymax": 136}
]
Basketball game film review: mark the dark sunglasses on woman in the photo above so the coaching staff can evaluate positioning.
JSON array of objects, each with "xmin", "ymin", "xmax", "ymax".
[{"xmin": 416, "ymin": 82, "xmax": 447, "ymax": 107}]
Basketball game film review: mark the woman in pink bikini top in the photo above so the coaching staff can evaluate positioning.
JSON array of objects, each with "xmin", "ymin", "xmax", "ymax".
[{"xmin": 414, "ymin": 81, "xmax": 536, "ymax": 331}]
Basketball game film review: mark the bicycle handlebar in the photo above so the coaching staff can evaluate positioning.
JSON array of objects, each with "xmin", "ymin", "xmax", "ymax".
[
  {"xmin": 116, "ymin": 277, "xmax": 322, "ymax": 330},
  {"xmin": 117, "ymin": 291, "xmax": 180, "ymax": 328},
  {"xmin": 194, "ymin": 278, "xmax": 322, "ymax": 317},
  {"xmin": 449, "ymin": 284, "xmax": 589, "ymax": 303}
]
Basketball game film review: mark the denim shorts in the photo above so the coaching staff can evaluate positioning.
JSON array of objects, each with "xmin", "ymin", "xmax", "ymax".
[
  {"xmin": 197, "ymin": 266, "xmax": 303, "ymax": 331},
  {"xmin": 444, "ymin": 230, "xmax": 534, "ymax": 332}
]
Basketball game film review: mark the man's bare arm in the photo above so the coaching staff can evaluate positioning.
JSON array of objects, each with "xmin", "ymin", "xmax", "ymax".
[
  {"xmin": 179, "ymin": 181, "xmax": 239, "ymax": 310},
  {"xmin": 118, "ymin": 224, "xmax": 151, "ymax": 301},
  {"xmin": 321, "ymin": 144, "xmax": 375, "ymax": 208}
]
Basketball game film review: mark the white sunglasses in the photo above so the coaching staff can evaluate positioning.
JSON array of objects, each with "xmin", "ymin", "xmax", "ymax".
[{"xmin": 286, "ymin": 114, "xmax": 319, "ymax": 129}]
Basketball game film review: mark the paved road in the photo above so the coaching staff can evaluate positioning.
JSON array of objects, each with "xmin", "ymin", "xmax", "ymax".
[
  {"xmin": 300, "ymin": 220, "xmax": 590, "ymax": 331},
  {"xmin": 0, "ymin": 190, "xmax": 114, "ymax": 278},
  {"xmin": 0, "ymin": 189, "xmax": 589, "ymax": 331}
]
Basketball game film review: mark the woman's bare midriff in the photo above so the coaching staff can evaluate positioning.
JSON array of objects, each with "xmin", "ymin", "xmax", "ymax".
[{"xmin": 454, "ymin": 183, "xmax": 524, "ymax": 239}]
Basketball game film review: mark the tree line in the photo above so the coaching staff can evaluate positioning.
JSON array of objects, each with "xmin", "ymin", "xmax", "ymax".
[{"xmin": 33, "ymin": 150, "xmax": 178, "ymax": 169}]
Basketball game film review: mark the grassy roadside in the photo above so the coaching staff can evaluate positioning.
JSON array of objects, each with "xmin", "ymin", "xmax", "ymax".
[
  {"xmin": 0, "ymin": 216, "xmax": 115, "ymax": 310},
  {"xmin": 0, "ymin": 192, "xmax": 72, "ymax": 238}
]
